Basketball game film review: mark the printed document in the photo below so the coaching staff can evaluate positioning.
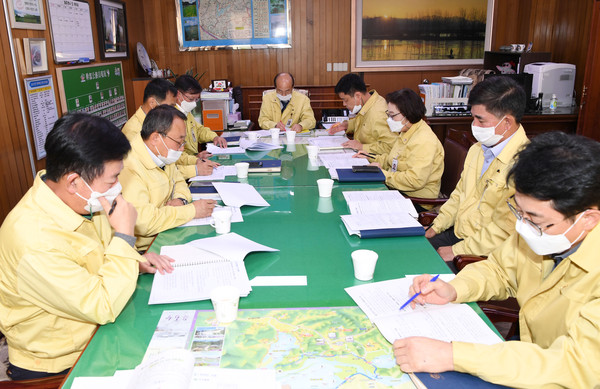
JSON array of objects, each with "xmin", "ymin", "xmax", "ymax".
[
  {"xmin": 345, "ymin": 278, "xmax": 502, "ymax": 345},
  {"xmin": 176, "ymin": 207, "xmax": 243, "ymax": 228},
  {"xmin": 206, "ymin": 143, "xmax": 245, "ymax": 155},
  {"xmin": 213, "ymin": 182, "xmax": 269, "ymax": 207}
]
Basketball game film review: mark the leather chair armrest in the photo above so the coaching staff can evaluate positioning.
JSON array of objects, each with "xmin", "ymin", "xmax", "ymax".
[
  {"xmin": 418, "ymin": 211, "xmax": 438, "ymax": 227},
  {"xmin": 408, "ymin": 197, "xmax": 448, "ymax": 207},
  {"xmin": 453, "ymin": 254, "xmax": 487, "ymax": 272}
]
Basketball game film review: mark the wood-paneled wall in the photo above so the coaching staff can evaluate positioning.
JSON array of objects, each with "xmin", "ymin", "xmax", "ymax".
[{"xmin": 0, "ymin": 0, "xmax": 595, "ymax": 222}]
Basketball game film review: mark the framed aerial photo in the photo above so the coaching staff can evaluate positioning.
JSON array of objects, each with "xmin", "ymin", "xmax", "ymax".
[
  {"xmin": 7, "ymin": 0, "xmax": 46, "ymax": 30},
  {"xmin": 352, "ymin": 0, "xmax": 494, "ymax": 71},
  {"xmin": 95, "ymin": 0, "xmax": 129, "ymax": 59}
]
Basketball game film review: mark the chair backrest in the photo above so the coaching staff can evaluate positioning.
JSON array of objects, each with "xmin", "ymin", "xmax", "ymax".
[
  {"xmin": 440, "ymin": 127, "xmax": 476, "ymax": 197},
  {"xmin": 0, "ymin": 374, "xmax": 67, "ymax": 388}
]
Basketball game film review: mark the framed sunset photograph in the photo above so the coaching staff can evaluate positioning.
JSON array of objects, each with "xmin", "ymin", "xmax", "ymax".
[{"xmin": 352, "ymin": 0, "xmax": 494, "ymax": 71}]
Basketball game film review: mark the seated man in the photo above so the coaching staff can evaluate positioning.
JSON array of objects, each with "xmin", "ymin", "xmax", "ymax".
[
  {"xmin": 0, "ymin": 113, "xmax": 172, "ymax": 380},
  {"xmin": 426, "ymin": 77, "xmax": 529, "ymax": 268},
  {"xmin": 119, "ymin": 105, "xmax": 216, "ymax": 251},
  {"xmin": 330, "ymin": 73, "xmax": 396, "ymax": 154},
  {"xmin": 174, "ymin": 75, "xmax": 225, "ymax": 179},
  {"xmin": 394, "ymin": 132, "xmax": 600, "ymax": 388},
  {"xmin": 122, "ymin": 78, "xmax": 178, "ymax": 141},
  {"xmin": 258, "ymin": 72, "xmax": 316, "ymax": 132}
]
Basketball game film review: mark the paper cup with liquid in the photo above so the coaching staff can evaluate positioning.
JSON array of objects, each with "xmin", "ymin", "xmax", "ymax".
[
  {"xmin": 351, "ymin": 249, "xmax": 378, "ymax": 281},
  {"xmin": 210, "ymin": 285, "xmax": 240, "ymax": 323},
  {"xmin": 210, "ymin": 207, "xmax": 233, "ymax": 234}
]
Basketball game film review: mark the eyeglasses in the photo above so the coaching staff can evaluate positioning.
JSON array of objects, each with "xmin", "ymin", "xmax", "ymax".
[
  {"xmin": 506, "ymin": 195, "xmax": 558, "ymax": 236},
  {"xmin": 181, "ymin": 92, "xmax": 200, "ymax": 103},
  {"xmin": 385, "ymin": 111, "xmax": 402, "ymax": 119},
  {"xmin": 163, "ymin": 134, "xmax": 186, "ymax": 149}
]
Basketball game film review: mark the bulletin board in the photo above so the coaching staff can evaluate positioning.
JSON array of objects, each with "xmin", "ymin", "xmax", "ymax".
[
  {"xmin": 24, "ymin": 75, "xmax": 59, "ymax": 160},
  {"xmin": 55, "ymin": 62, "xmax": 128, "ymax": 128}
]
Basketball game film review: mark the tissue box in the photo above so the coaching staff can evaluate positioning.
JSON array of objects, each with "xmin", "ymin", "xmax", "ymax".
[{"xmin": 228, "ymin": 112, "xmax": 241, "ymax": 125}]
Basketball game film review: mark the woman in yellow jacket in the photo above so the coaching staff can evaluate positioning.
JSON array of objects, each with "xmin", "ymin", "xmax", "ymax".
[{"xmin": 357, "ymin": 89, "xmax": 444, "ymax": 210}]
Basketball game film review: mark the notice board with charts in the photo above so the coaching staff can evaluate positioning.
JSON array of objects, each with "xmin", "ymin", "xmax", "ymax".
[
  {"xmin": 55, "ymin": 62, "xmax": 128, "ymax": 128},
  {"xmin": 175, "ymin": 0, "xmax": 291, "ymax": 50}
]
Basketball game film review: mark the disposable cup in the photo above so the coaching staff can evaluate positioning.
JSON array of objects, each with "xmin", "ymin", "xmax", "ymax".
[
  {"xmin": 306, "ymin": 145, "xmax": 319, "ymax": 159},
  {"xmin": 210, "ymin": 207, "xmax": 232, "ymax": 234},
  {"xmin": 270, "ymin": 128, "xmax": 280, "ymax": 140},
  {"xmin": 210, "ymin": 285, "xmax": 240, "ymax": 323},
  {"xmin": 235, "ymin": 162, "xmax": 250, "ymax": 178},
  {"xmin": 351, "ymin": 249, "xmax": 378, "ymax": 281},
  {"xmin": 285, "ymin": 130, "xmax": 296, "ymax": 144},
  {"xmin": 317, "ymin": 178, "xmax": 334, "ymax": 197},
  {"xmin": 247, "ymin": 132, "xmax": 258, "ymax": 142}
]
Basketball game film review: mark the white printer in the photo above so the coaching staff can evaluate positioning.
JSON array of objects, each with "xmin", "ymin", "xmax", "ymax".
[{"xmin": 523, "ymin": 62, "xmax": 576, "ymax": 108}]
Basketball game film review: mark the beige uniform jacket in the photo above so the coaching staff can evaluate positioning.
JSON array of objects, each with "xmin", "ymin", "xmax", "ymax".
[
  {"xmin": 120, "ymin": 136, "xmax": 195, "ymax": 251},
  {"xmin": 432, "ymin": 126, "xmax": 529, "ymax": 255},
  {"xmin": 346, "ymin": 90, "xmax": 397, "ymax": 154},
  {"xmin": 374, "ymin": 119, "xmax": 444, "ymax": 199},
  {"xmin": 450, "ymin": 225, "xmax": 600, "ymax": 388},
  {"xmin": 177, "ymin": 111, "xmax": 218, "ymax": 179},
  {"xmin": 121, "ymin": 106, "xmax": 146, "ymax": 141},
  {"xmin": 258, "ymin": 90, "xmax": 316, "ymax": 131},
  {"xmin": 0, "ymin": 172, "xmax": 142, "ymax": 372}
]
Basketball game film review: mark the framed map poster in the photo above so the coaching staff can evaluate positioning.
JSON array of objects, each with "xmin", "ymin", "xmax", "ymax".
[
  {"xmin": 352, "ymin": 0, "xmax": 494, "ymax": 71},
  {"xmin": 175, "ymin": 0, "xmax": 291, "ymax": 50}
]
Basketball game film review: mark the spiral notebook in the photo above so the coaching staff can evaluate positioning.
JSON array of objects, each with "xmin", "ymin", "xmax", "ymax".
[{"xmin": 148, "ymin": 245, "xmax": 251, "ymax": 305}]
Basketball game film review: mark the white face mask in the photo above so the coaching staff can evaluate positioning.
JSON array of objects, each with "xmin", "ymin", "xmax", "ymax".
[
  {"xmin": 277, "ymin": 93, "xmax": 292, "ymax": 102},
  {"xmin": 74, "ymin": 178, "xmax": 122, "ymax": 214},
  {"xmin": 515, "ymin": 212, "xmax": 586, "ymax": 256},
  {"xmin": 387, "ymin": 116, "xmax": 407, "ymax": 133},
  {"xmin": 471, "ymin": 115, "xmax": 507, "ymax": 147},
  {"xmin": 155, "ymin": 135, "xmax": 183, "ymax": 165},
  {"xmin": 180, "ymin": 99, "xmax": 197, "ymax": 114}
]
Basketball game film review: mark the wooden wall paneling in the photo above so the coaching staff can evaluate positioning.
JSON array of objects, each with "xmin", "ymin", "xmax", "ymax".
[{"xmin": 577, "ymin": 0, "xmax": 600, "ymax": 140}]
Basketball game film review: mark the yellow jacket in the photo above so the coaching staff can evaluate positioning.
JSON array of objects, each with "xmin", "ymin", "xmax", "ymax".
[
  {"xmin": 177, "ymin": 111, "xmax": 218, "ymax": 179},
  {"xmin": 121, "ymin": 106, "xmax": 146, "ymax": 141},
  {"xmin": 432, "ymin": 126, "xmax": 529, "ymax": 255},
  {"xmin": 120, "ymin": 136, "xmax": 195, "ymax": 251},
  {"xmin": 258, "ymin": 90, "xmax": 316, "ymax": 130},
  {"xmin": 346, "ymin": 90, "xmax": 396, "ymax": 154},
  {"xmin": 374, "ymin": 119, "xmax": 443, "ymax": 199},
  {"xmin": 0, "ymin": 172, "xmax": 142, "ymax": 372},
  {"xmin": 450, "ymin": 224, "xmax": 600, "ymax": 388}
]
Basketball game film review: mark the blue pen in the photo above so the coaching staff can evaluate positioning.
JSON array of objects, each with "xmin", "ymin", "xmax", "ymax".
[{"xmin": 399, "ymin": 274, "xmax": 440, "ymax": 310}]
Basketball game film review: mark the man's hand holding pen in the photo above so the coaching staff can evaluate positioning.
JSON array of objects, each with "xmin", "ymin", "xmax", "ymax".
[{"xmin": 99, "ymin": 194, "xmax": 137, "ymax": 237}]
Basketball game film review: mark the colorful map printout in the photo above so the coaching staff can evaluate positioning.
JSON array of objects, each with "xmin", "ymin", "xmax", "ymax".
[
  {"xmin": 177, "ymin": 0, "xmax": 290, "ymax": 49},
  {"xmin": 146, "ymin": 307, "xmax": 415, "ymax": 388}
]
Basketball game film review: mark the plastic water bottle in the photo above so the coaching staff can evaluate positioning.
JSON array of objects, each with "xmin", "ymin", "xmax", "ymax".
[{"xmin": 549, "ymin": 94, "xmax": 558, "ymax": 111}]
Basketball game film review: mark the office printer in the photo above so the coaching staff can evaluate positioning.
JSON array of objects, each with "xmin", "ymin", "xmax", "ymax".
[{"xmin": 523, "ymin": 62, "xmax": 576, "ymax": 108}]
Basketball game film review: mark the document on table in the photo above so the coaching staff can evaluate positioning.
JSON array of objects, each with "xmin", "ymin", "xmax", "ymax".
[
  {"xmin": 175, "ymin": 206, "xmax": 243, "ymax": 228},
  {"xmin": 239, "ymin": 138, "xmax": 283, "ymax": 151},
  {"xmin": 206, "ymin": 143, "xmax": 246, "ymax": 154},
  {"xmin": 341, "ymin": 212, "xmax": 422, "ymax": 232},
  {"xmin": 188, "ymin": 165, "xmax": 237, "ymax": 182},
  {"xmin": 186, "ymin": 232, "xmax": 279, "ymax": 263},
  {"xmin": 343, "ymin": 190, "xmax": 418, "ymax": 217},
  {"xmin": 213, "ymin": 182, "xmax": 269, "ymax": 207},
  {"xmin": 345, "ymin": 277, "xmax": 502, "ymax": 345},
  {"xmin": 308, "ymin": 135, "xmax": 348, "ymax": 149},
  {"xmin": 318, "ymin": 125, "xmax": 346, "ymax": 136},
  {"xmin": 318, "ymin": 153, "xmax": 369, "ymax": 169}
]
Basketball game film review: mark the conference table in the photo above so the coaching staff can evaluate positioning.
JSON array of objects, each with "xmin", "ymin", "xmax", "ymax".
[{"xmin": 60, "ymin": 139, "xmax": 494, "ymax": 388}]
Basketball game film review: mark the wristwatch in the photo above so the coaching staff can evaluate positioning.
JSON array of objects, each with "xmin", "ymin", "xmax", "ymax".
[{"xmin": 177, "ymin": 198, "xmax": 189, "ymax": 205}]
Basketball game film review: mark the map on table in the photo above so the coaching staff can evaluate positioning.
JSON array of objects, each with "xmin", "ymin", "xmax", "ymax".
[{"xmin": 146, "ymin": 307, "xmax": 415, "ymax": 388}]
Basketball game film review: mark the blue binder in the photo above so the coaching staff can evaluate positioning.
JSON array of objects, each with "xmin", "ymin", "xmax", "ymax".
[
  {"xmin": 336, "ymin": 168, "xmax": 385, "ymax": 182},
  {"xmin": 359, "ymin": 226, "xmax": 425, "ymax": 238},
  {"xmin": 413, "ymin": 371, "xmax": 511, "ymax": 388}
]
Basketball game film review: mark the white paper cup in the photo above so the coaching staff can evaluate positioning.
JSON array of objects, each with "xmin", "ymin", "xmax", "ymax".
[
  {"xmin": 210, "ymin": 285, "xmax": 240, "ymax": 323},
  {"xmin": 210, "ymin": 207, "xmax": 232, "ymax": 234},
  {"xmin": 351, "ymin": 249, "xmax": 378, "ymax": 281},
  {"xmin": 285, "ymin": 130, "xmax": 296, "ymax": 144},
  {"xmin": 306, "ymin": 145, "xmax": 319, "ymax": 159},
  {"xmin": 317, "ymin": 178, "xmax": 334, "ymax": 197},
  {"xmin": 235, "ymin": 162, "xmax": 250, "ymax": 178},
  {"xmin": 247, "ymin": 132, "xmax": 258, "ymax": 142},
  {"xmin": 270, "ymin": 128, "xmax": 280, "ymax": 140}
]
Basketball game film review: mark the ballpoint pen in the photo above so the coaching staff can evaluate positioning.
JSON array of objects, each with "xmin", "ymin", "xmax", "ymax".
[
  {"xmin": 108, "ymin": 199, "xmax": 117, "ymax": 216},
  {"xmin": 399, "ymin": 274, "xmax": 440, "ymax": 310}
]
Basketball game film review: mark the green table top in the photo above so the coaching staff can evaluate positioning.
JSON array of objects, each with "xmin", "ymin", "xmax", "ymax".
[{"xmin": 59, "ymin": 151, "xmax": 482, "ymax": 388}]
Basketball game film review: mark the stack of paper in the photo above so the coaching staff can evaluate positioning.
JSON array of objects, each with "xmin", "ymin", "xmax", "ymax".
[
  {"xmin": 188, "ymin": 165, "xmax": 237, "ymax": 181},
  {"xmin": 340, "ymin": 191, "xmax": 424, "ymax": 238},
  {"xmin": 239, "ymin": 138, "xmax": 283, "ymax": 151},
  {"xmin": 319, "ymin": 153, "xmax": 369, "ymax": 169},
  {"xmin": 206, "ymin": 143, "xmax": 245, "ymax": 155},
  {"xmin": 345, "ymin": 276, "xmax": 503, "ymax": 345},
  {"xmin": 212, "ymin": 182, "xmax": 269, "ymax": 207},
  {"xmin": 148, "ymin": 233, "xmax": 279, "ymax": 305},
  {"xmin": 308, "ymin": 135, "xmax": 348, "ymax": 150}
]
